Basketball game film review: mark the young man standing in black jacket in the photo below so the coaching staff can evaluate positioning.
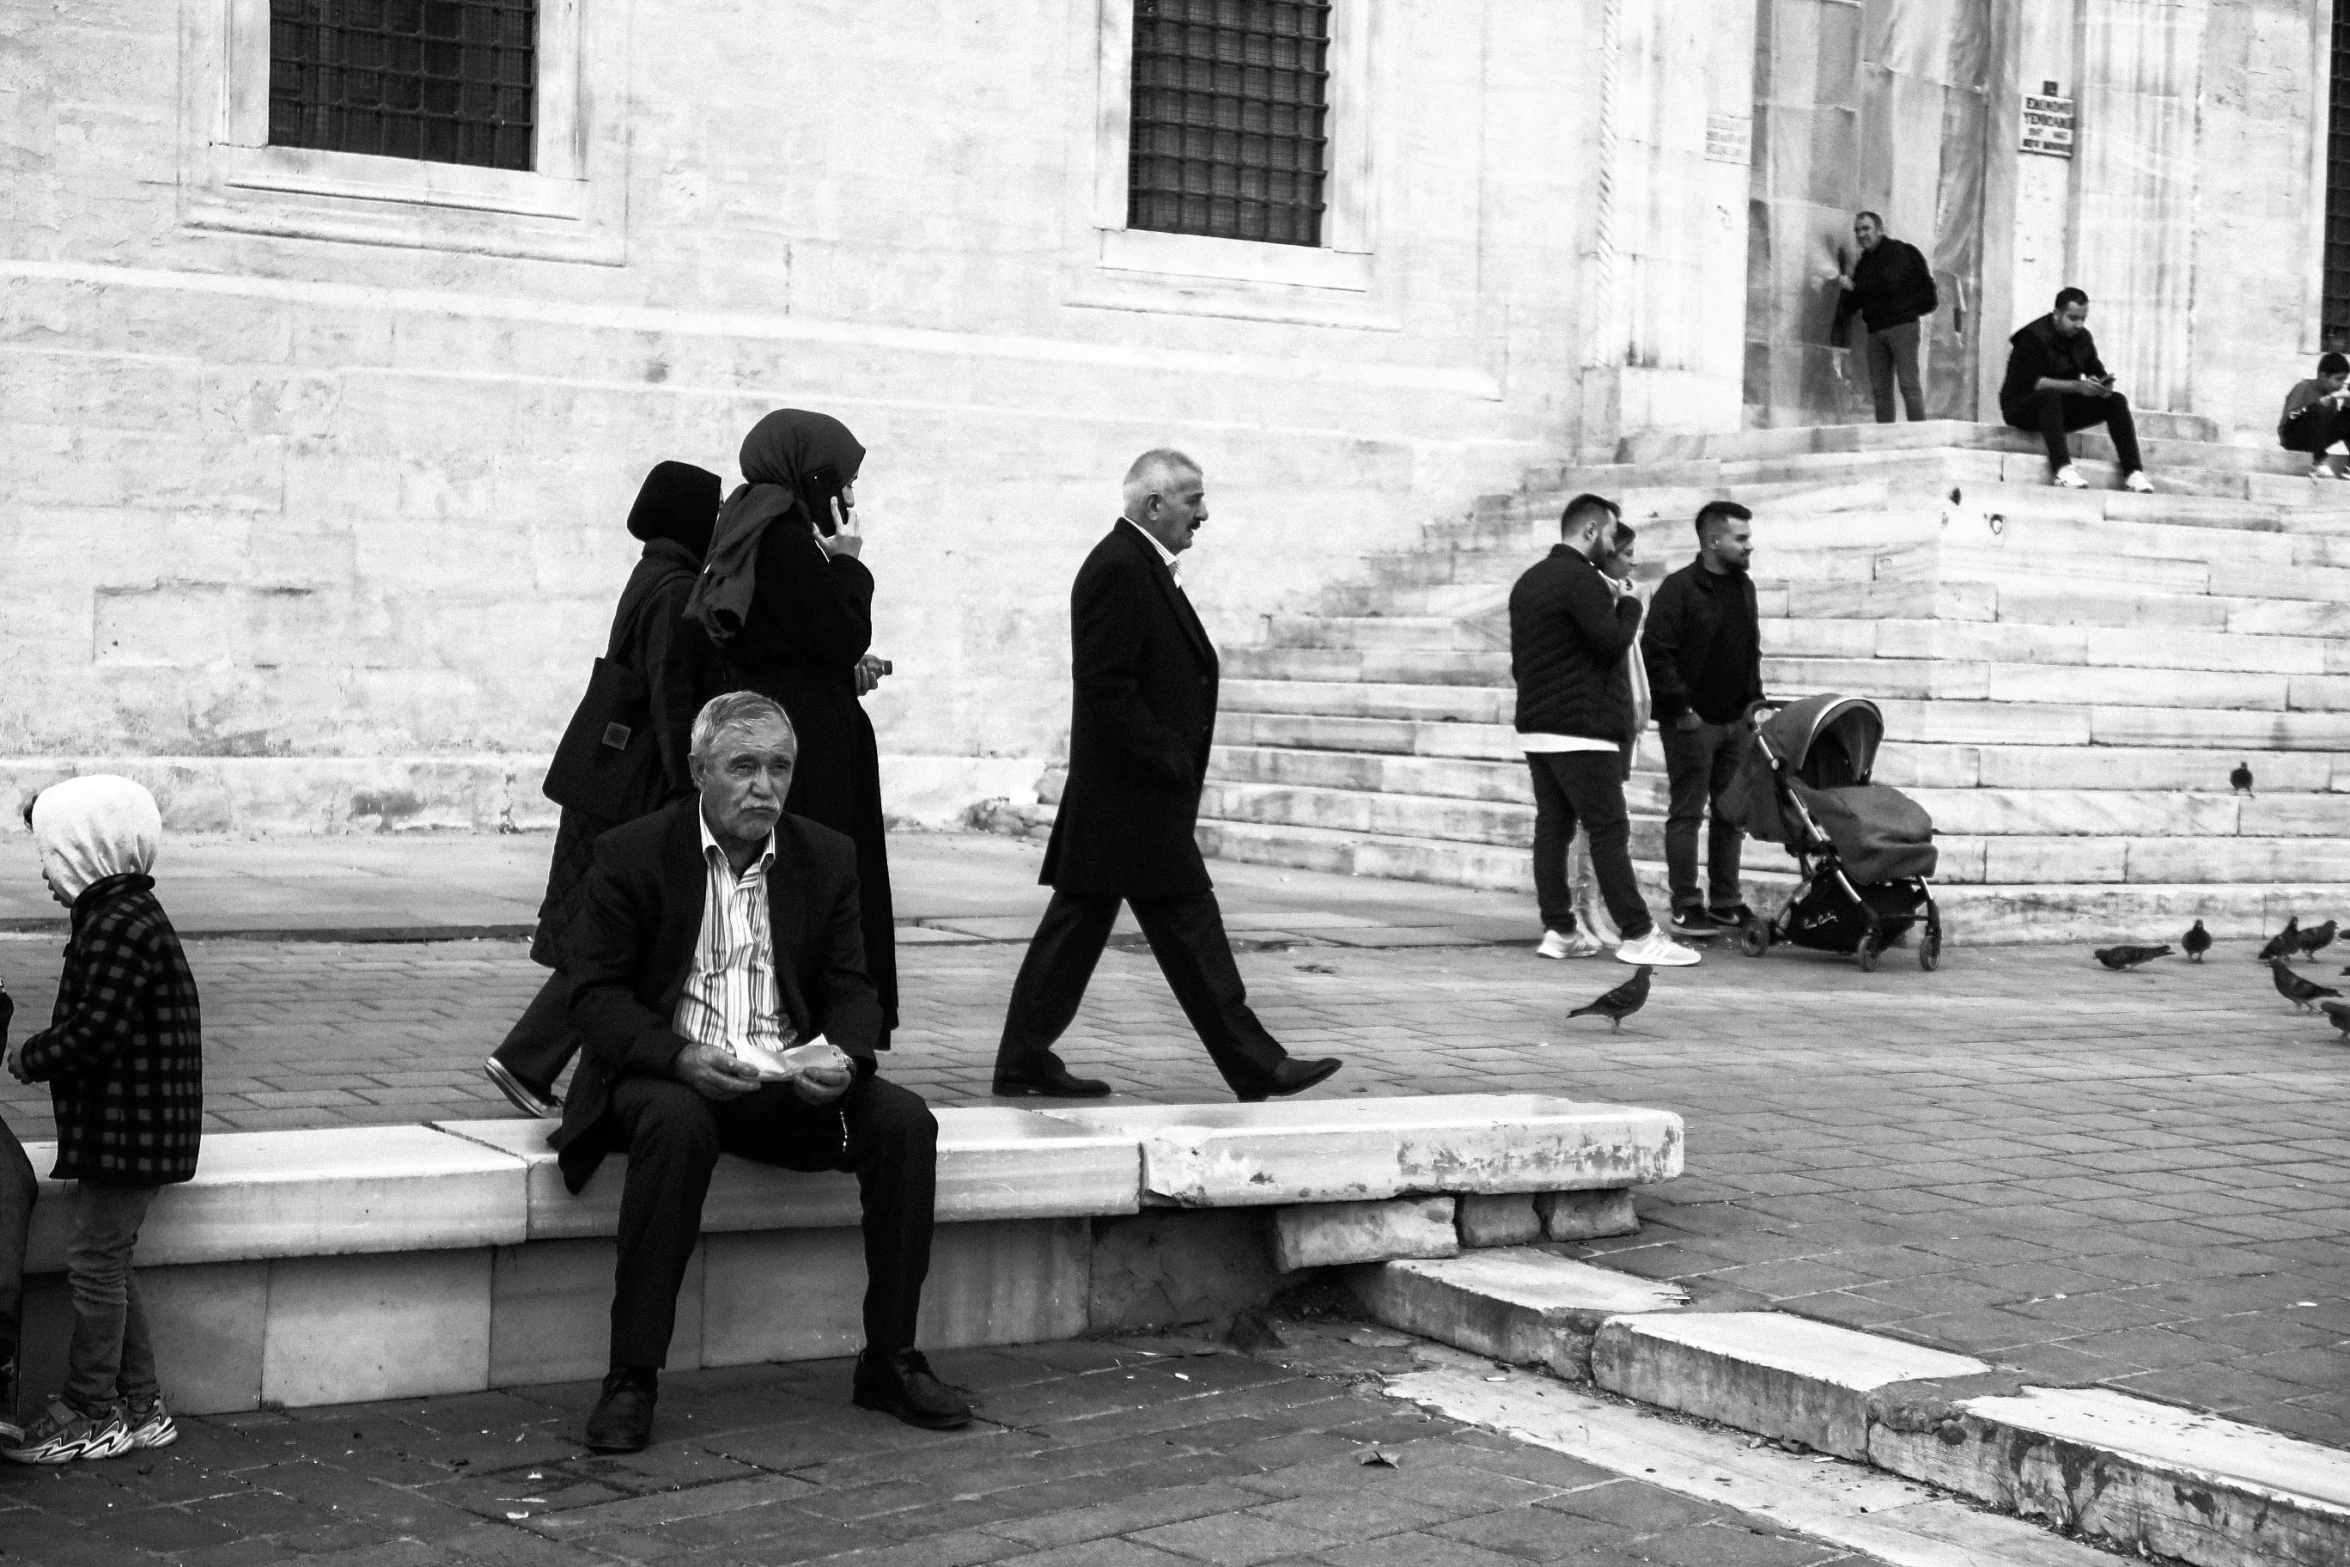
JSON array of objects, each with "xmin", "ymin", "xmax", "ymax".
[
  {"xmin": 1831, "ymin": 212, "xmax": 1937, "ymax": 423},
  {"xmin": 1510, "ymin": 494, "xmax": 1698, "ymax": 968},
  {"xmin": 1642, "ymin": 502, "xmax": 1764, "ymax": 940}
]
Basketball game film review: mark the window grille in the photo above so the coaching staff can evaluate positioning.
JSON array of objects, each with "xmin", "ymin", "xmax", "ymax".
[
  {"xmin": 270, "ymin": 0, "xmax": 536, "ymax": 172},
  {"xmin": 2327, "ymin": 5, "xmax": 2350, "ymax": 342},
  {"xmin": 1128, "ymin": 0, "xmax": 1330, "ymax": 248}
]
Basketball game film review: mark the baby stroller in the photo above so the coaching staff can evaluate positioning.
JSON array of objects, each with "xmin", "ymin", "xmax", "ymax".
[{"xmin": 1723, "ymin": 694, "xmax": 1942, "ymax": 972}]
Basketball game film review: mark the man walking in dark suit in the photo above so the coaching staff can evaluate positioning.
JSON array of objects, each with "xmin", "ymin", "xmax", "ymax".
[
  {"xmin": 991, "ymin": 450, "xmax": 1341, "ymax": 1102},
  {"xmin": 555, "ymin": 691, "xmax": 967, "ymax": 1453}
]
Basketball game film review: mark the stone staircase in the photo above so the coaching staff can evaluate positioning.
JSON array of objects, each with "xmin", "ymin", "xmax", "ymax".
[{"xmin": 1187, "ymin": 419, "xmax": 2350, "ymax": 943}]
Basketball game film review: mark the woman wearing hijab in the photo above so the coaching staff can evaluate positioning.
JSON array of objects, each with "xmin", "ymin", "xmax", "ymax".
[
  {"xmin": 484, "ymin": 462, "xmax": 725, "ymax": 1118},
  {"xmin": 3, "ymin": 776, "xmax": 200, "ymax": 1465},
  {"xmin": 691, "ymin": 409, "xmax": 900, "ymax": 1044}
]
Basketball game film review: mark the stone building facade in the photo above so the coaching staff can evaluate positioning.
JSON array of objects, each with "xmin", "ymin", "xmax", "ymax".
[{"xmin": 0, "ymin": 1, "xmax": 2336, "ymax": 830}]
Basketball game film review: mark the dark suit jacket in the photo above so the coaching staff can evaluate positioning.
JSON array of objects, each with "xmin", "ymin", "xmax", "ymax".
[
  {"xmin": 552, "ymin": 798, "xmax": 882, "ymax": 1191},
  {"xmin": 1042, "ymin": 520, "xmax": 1219, "ymax": 900}
]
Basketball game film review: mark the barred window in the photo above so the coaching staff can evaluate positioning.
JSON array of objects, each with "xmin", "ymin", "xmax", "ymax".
[
  {"xmin": 269, "ymin": 0, "xmax": 536, "ymax": 172},
  {"xmin": 2329, "ymin": 3, "xmax": 2350, "ymax": 343},
  {"xmin": 1128, "ymin": 0, "xmax": 1330, "ymax": 248}
]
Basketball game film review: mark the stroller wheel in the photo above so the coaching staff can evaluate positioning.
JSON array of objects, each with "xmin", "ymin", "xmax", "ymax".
[
  {"xmin": 1738, "ymin": 921, "xmax": 1769, "ymax": 958},
  {"xmin": 1919, "ymin": 927, "xmax": 1941, "ymax": 971},
  {"xmin": 1856, "ymin": 933, "xmax": 1882, "ymax": 973}
]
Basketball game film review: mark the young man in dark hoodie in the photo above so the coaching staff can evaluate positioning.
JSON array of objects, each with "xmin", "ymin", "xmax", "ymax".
[
  {"xmin": 2000, "ymin": 287, "xmax": 2156, "ymax": 492},
  {"xmin": 1510, "ymin": 494, "xmax": 1698, "ymax": 969},
  {"xmin": 1831, "ymin": 212, "xmax": 1938, "ymax": 423},
  {"xmin": 2277, "ymin": 352, "xmax": 2350, "ymax": 479},
  {"xmin": 1641, "ymin": 502, "xmax": 1764, "ymax": 940}
]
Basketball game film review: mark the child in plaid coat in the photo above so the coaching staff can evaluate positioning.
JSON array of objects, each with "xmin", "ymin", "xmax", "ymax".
[{"xmin": 2, "ymin": 777, "xmax": 202, "ymax": 1465}]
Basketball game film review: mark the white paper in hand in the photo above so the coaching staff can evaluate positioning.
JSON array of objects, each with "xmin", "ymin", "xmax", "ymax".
[{"xmin": 728, "ymin": 1035, "xmax": 839, "ymax": 1083}]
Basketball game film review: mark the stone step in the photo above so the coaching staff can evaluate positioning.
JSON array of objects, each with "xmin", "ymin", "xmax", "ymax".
[
  {"xmin": 1764, "ymin": 618, "xmax": 2343, "ymax": 677},
  {"xmin": 1191, "ymin": 816, "xmax": 2350, "ymax": 943},
  {"xmin": 1207, "ymin": 746, "xmax": 2342, "ymax": 839},
  {"xmin": 1770, "ymin": 658, "xmax": 2338, "ymax": 713},
  {"xmin": 1265, "ymin": 614, "xmax": 1502, "ymax": 652},
  {"xmin": 1220, "ymin": 679, "xmax": 2350, "ymax": 749}
]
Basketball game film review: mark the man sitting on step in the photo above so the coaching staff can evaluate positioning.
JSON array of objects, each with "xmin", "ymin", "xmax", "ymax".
[
  {"xmin": 1511, "ymin": 493, "xmax": 1699, "ymax": 969},
  {"xmin": 2277, "ymin": 352, "xmax": 2350, "ymax": 481},
  {"xmin": 552, "ymin": 691, "xmax": 968, "ymax": 1453},
  {"xmin": 1999, "ymin": 287, "xmax": 2157, "ymax": 493}
]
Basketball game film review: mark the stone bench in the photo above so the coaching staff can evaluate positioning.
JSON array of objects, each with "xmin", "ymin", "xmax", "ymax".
[{"xmin": 14, "ymin": 1094, "xmax": 1681, "ymax": 1413}]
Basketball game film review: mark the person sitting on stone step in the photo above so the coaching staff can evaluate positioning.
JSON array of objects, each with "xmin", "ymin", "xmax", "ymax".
[
  {"xmin": 2277, "ymin": 352, "xmax": 2350, "ymax": 480},
  {"xmin": 552, "ymin": 691, "xmax": 968, "ymax": 1452},
  {"xmin": 1999, "ymin": 287, "xmax": 2156, "ymax": 493}
]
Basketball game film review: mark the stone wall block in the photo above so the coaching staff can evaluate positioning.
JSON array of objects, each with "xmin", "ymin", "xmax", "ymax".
[
  {"xmin": 491, "ymin": 1238, "xmax": 704, "ymax": 1387},
  {"xmin": 1088, "ymin": 1210, "xmax": 1296, "ymax": 1332},
  {"xmin": 1455, "ymin": 1192, "xmax": 1542, "ymax": 1248},
  {"xmin": 1537, "ymin": 1188, "xmax": 1639, "ymax": 1241},
  {"xmin": 259, "ymin": 1249, "xmax": 494, "ymax": 1407},
  {"xmin": 1270, "ymin": 1197, "xmax": 1460, "ymax": 1272}
]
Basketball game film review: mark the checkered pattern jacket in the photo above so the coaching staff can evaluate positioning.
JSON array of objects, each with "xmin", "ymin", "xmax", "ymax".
[{"xmin": 18, "ymin": 874, "xmax": 204, "ymax": 1184}]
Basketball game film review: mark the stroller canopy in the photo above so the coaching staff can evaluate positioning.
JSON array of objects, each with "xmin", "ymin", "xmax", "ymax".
[{"xmin": 1758, "ymin": 695, "xmax": 1884, "ymax": 788}]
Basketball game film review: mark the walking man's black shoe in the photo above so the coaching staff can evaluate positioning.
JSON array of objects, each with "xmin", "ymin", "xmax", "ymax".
[
  {"xmin": 485, "ymin": 1057, "xmax": 562, "ymax": 1119},
  {"xmin": 852, "ymin": 1348, "xmax": 973, "ymax": 1430},
  {"xmin": 584, "ymin": 1368, "xmax": 656, "ymax": 1453},
  {"xmin": 991, "ymin": 1062, "xmax": 1112, "ymax": 1098},
  {"xmin": 1238, "ymin": 1056, "xmax": 1342, "ymax": 1103}
]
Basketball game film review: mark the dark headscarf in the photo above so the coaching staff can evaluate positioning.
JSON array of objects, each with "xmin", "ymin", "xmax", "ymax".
[
  {"xmin": 688, "ymin": 411, "xmax": 868, "ymax": 647},
  {"xmin": 624, "ymin": 460, "xmax": 723, "ymax": 558}
]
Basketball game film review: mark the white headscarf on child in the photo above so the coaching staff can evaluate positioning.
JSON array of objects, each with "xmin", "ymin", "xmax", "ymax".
[{"xmin": 29, "ymin": 775, "xmax": 163, "ymax": 904}]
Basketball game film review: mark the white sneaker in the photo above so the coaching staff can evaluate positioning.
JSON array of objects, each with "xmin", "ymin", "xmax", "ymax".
[
  {"xmin": 2122, "ymin": 470, "xmax": 2155, "ymax": 494},
  {"xmin": 1616, "ymin": 929, "xmax": 1701, "ymax": 967},
  {"xmin": 1537, "ymin": 928, "xmax": 1606, "ymax": 960},
  {"xmin": 2311, "ymin": 463, "xmax": 2334, "ymax": 481},
  {"xmin": 2051, "ymin": 464, "xmax": 2089, "ymax": 489}
]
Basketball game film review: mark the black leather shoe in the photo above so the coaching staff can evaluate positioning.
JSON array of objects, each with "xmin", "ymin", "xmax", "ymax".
[
  {"xmin": 1238, "ymin": 1056, "xmax": 1342, "ymax": 1103},
  {"xmin": 584, "ymin": 1368, "xmax": 656, "ymax": 1453},
  {"xmin": 852, "ymin": 1348, "xmax": 972, "ymax": 1430},
  {"xmin": 991, "ymin": 1062, "xmax": 1112, "ymax": 1098},
  {"xmin": 484, "ymin": 1057, "xmax": 562, "ymax": 1119}
]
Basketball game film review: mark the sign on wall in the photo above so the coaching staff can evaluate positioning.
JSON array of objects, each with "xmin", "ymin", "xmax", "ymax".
[
  {"xmin": 1704, "ymin": 114, "xmax": 1752, "ymax": 166},
  {"xmin": 2022, "ymin": 87, "xmax": 2075, "ymax": 158}
]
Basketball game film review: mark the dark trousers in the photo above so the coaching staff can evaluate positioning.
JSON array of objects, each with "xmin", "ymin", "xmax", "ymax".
[
  {"xmin": 995, "ymin": 889, "xmax": 1288, "ymax": 1095},
  {"xmin": 2005, "ymin": 388, "xmax": 2143, "ymax": 474},
  {"xmin": 0, "ymin": 1120, "xmax": 32, "ymax": 1372},
  {"xmin": 1528, "ymin": 751, "xmax": 1653, "ymax": 942},
  {"xmin": 604, "ymin": 1073, "xmax": 936, "ymax": 1369},
  {"xmin": 62, "ymin": 1181, "xmax": 161, "ymax": 1417},
  {"xmin": 1660, "ymin": 720, "xmax": 1752, "ymax": 915},
  {"xmin": 2280, "ymin": 403, "xmax": 2350, "ymax": 458},
  {"xmin": 1865, "ymin": 321, "xmax": 1925, "ymax": 422},
  {"xmin": 492, "ymin": 970, "xmax": 578, "ymax": 1094}
]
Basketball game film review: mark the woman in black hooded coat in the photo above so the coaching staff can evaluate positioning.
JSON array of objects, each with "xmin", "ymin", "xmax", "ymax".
[
  {"xmin": 483, "ymin": 461, "xmax": 723, "ymax": 1116},
  {"xmin": 697, "ymin": 410, "xmax": 899, "ymax": 1044}
]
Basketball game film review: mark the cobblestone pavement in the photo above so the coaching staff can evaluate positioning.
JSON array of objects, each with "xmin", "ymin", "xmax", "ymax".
[
  {"xmin": 0, "ymin": 833, "xmax": 2344, "ymax": 1453},
  {"xmin": 0, "ymin": 1330, "xmax": 1905, "ymax": 1567}
]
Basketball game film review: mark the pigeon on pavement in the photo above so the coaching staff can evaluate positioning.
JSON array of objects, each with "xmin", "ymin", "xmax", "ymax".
[
  {"xmin": 2270, "ymin": 959, "xmax": 2340, "ymax": 1012},
  {"xmin": 2320, "ymin": 1001, "xmax": 2350, "ymax": 1040},
  {"xmin": 2299, "ymin": 919, "xmax": 2338, "ymax": 959},
  {"xmin": 2255, "ymin": 916, "xmax": 2301, "ymax": 964},
  {"xmin": 1569, "ymin": 966, "xmax": 1653, "ymax": 1033},
  {"xmin": 2093, "ymin": 944, "xmax": 2170, "ymax": 970},
  {"xmin": 2182, "ymin": 920, "xmax": 2211, "ymax": 962},
  {"xmin": 2230, "ymin": 761, "xmax": 2254, "ymax": 795}
]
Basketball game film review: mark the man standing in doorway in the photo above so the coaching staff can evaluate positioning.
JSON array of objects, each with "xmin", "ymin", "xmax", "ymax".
[
  {"xmin": 1511, "ymin": 495, "xmax": 1698, "ymax": 969},
  {"xmin": 1831, "ymin": 212, "xmax": 1938, "ymax": 423},
  {"xmin": 1642, "ymin": 502, "xmax": 1764, "ymax": 941}
]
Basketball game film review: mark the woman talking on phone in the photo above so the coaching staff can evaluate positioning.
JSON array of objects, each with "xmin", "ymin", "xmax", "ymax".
[{"xmin": 690, "ymin": 409, "xmax": 901, "ymax": 1044}]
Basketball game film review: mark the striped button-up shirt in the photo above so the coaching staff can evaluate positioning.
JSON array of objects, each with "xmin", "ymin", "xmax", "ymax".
[{"xmin": 673, "ymin": 812, "xmax": 798, "ymax": 1065}]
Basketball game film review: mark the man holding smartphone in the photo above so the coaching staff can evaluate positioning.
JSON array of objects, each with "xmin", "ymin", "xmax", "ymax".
[{"xmin": 1999, "ymin": 287, "xmax": 2156, "ymax": 492}]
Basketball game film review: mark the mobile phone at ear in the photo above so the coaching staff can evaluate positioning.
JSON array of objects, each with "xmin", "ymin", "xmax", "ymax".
[{"xmin": 802, "ymin": 464, "xmax": 848, "ymax": 536}]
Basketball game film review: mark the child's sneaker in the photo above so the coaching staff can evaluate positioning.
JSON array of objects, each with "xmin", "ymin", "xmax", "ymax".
[
  {"xmin": 1, "ymin": 1398, "xmax": 133, "ymax": 1464},
  {"xmin": 1536, "ymin": 928, "xmax": 1606, "ymax": 959},
  {"xmin": 123, "ymin": 1393, "xmax": 178, "ymax": 1451}
]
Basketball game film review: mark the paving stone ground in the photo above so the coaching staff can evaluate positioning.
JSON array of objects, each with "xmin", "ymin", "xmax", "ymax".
[
  {"xmin": 0, "ymin": 1328, "xmax": 1899, "ymax": 1567},
  {"xmin": 1, "ymin": 832, "xmax": 2344, "ymax": 1453}
]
